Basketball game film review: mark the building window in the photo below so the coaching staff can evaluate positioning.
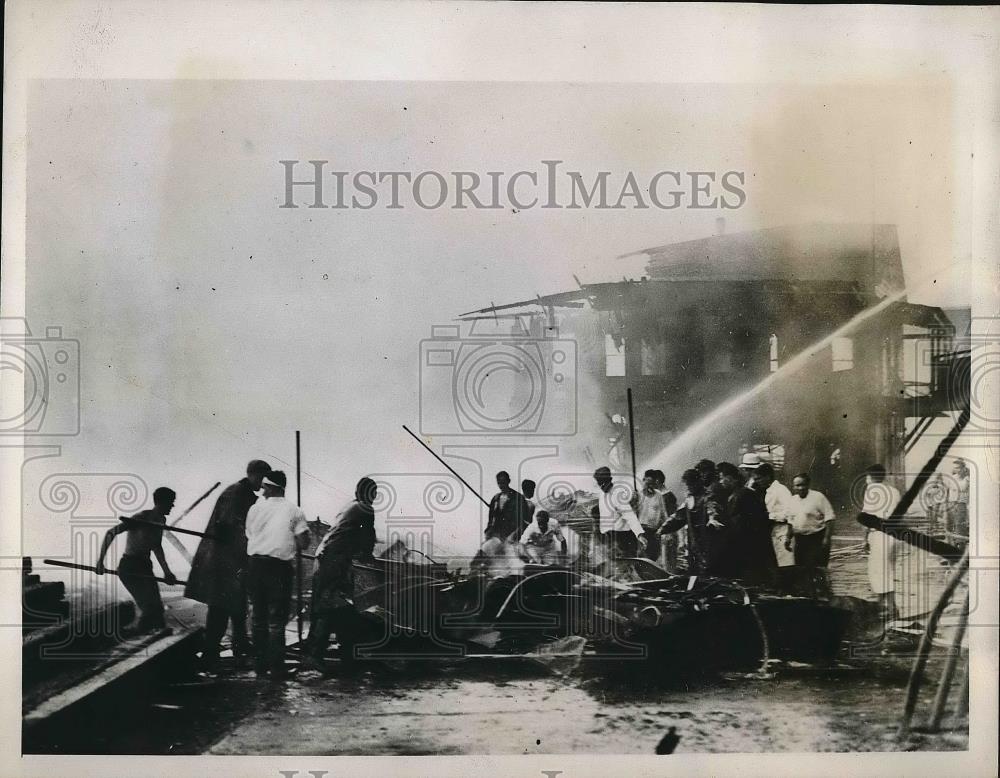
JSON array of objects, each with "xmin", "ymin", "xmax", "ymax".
[
  {"xmin": 769, "ymin": 334, "xmax": 779, "ymax": 373},
  {"xmin": 832, "ymin": 337, "xmax": 854, "ymax": 372},
  {"xmin": 605, "ymin": 334, "xmax": 625, "ymax": 377}
]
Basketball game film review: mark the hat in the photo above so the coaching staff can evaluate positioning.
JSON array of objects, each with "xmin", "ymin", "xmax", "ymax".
[
  {"xmin": 739, "ymin": 452, "xmax": 763, "ymax": 469},
  {"xmin": 262, "ymin": 470, "xmax": 287, "ymax": 490}
]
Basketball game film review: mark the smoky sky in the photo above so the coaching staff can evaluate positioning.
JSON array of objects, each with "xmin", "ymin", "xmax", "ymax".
[{"xmin": 23, "ymin": 79, "xmax": 962, "ymax": 560}]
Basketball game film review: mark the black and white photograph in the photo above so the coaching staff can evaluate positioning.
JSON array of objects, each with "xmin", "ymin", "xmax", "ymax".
[{"xmin": 3, "ymin": 3, "xmax": 998, "ymax": 776}]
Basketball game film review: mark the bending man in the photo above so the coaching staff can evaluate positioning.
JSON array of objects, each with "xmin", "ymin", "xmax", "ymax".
[{"xmin": 304, "ymin": 477, "xmax": 378, "ymax": 674}]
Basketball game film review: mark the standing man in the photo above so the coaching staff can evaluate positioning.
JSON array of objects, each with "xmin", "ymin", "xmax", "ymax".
[
  {"xmin": 862, "ymin": 464, "xmax": 902, "ymax": 620},
  {"xmin": 660, "ymin": 469, "xmax": 711, "ymax": 575},
  {"xmin": 244, "ymin": 470, "xmax": 310, "ymax": 678},
  {"xmin": 716, "ymin": 462, "xmax": 777, "ymax": 586},
  {"xmin": 787, "ymin": 472, "xmax": 836, "ymax": 598},
  {"xmin": 485, "ymin": 471, "xmax": 530, "ymax": 541},
  {"xmin": 304, "ymin": 477, "xmax": 378, "ymax": 674},
  {"xmin": 186, "ymin": 459, "xmax": 271, "ymax": 670},
  {"xmin": 96, "ymin": 487, "xmax": 179, "ymax": 634},
  {"xmin": 746, "ymin": 460, "xmax": 796, "ymax": 592},
  {"xmin": 521, "ymin": 479, "xmax": 538, "ymax": 527},
  {"xmin": 653, "ymin": 470, "xmax": 682, "ymax": 572},
  {"xmin": 635, "ymin": 470, "xmax": 667, "ymax": 566},
  {"xmin": 592, "ymin": 466, "xmax": 647, "ymax": 560}
]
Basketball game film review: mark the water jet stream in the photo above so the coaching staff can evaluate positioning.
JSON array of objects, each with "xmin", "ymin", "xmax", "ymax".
[{"xmin": 642, "ymin": 287, "xmax": 910, "ymax": 482}]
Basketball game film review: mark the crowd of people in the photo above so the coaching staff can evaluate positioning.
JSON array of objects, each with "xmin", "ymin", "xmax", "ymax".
[
  {"xmin": 93, "ymin": 451, "xmax": 961, "ymax": 679},
  {"xmin": 476, "ymin": 456, "xmax": 841, "ymax": 599},
  {"xmin": 96, "ymin": 459, "xmax": 377, "ymax": 678},
  {"xmin": 476, "ymin": 452, "xmax": 942, "ymax": 620}
]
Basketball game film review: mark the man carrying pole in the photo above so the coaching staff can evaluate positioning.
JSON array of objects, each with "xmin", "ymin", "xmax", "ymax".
[
  {"xmin": 95, "ymin": 487, "xmax": 179, "ymax": 635},
  {"xmin": 185, "ymin": 459, "xmax": 271, "ymax": 670}
]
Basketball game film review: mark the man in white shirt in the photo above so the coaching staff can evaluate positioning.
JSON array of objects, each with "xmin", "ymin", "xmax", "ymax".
[
  {"xmin": 245, "ymin": 470, "xmax": 310, "ymax": 678},
  {"xmin": 592, "ymin": 466, "xmax": 647, "ymax": 560},
  {"xmin": 745, "ymin": 459, "xmax": 796, "ymax": 592},
  {"xmin": 862, "ymin": 463, "xmax": 902, "ymax": 620},
  {"xmin": 635, "ymin": 470, "xmax": 667, "ymax": 566},
  {"xmin": 788, "ymin": 472, "xmax": 835, "ymax": 598},
  {"xmin": 518, "ymin": 510, "xmax": 567, "ymax": 565}
]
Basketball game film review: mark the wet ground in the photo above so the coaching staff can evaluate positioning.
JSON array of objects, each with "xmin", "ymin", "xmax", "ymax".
[
  {"xmin": 31, "ymin": 546, "xmax": 970, "ymax": 756},
  {"xmin": 39, "ymin": 648, "xmax": 966, "ymax": 755}
]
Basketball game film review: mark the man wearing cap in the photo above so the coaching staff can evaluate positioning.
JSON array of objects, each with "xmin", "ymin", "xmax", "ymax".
[
  {"xmin": 186, "ymin": 459, "xmax": 271, "ymax": 669},
  {"xmin": 303, "ymin": 477, "xmax": 379, "ymax": 674},
  {"xmin": 245, "ymin": 470, "xmax": 310, "ymax": 678},
  {"xmin": 96, "ymin": 486, "xmax": 179, "ymax": 633}
]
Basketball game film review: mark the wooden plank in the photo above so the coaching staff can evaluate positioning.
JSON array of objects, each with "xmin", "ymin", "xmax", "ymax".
[{"xmin": 23, "ymin": 627, "xmax": 202, "ymax": 730}]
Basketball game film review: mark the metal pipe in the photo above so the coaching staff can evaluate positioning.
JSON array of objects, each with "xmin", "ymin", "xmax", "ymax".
[
  {"xmin": 627, "ymin": 387, "xmax": 638, "ymax": 494},
  {"xmin": 856, "ymin": 514, "xmax": 964, "ymax": 562},
  {"xmin": 898, "ymin": 546, "xmax": 969, "ymax": 737},
  {"xmin": 403, "ymin": 424, "xmax": 489, "ymax": 507},
  {"xmin": 169, "ymin": 481, "xmax": 221, "ymax": 527},
  {"xmin": 928, "ymin": 589, "xmax": 970, "ymax": 731},
  {"xmin": 296, "ymin": 430, "xmax": 304, "ymax": 647},
  {"xmin": 888, "ymin": 407, "xmax": 969, "ymax": 522},
  {"xmin": 119, "ymin": 515, "xmax": 219, "ymax": 540},
  {"xmin": 951, "ymin": 650, "xmax": 970, "ymax": 728}
]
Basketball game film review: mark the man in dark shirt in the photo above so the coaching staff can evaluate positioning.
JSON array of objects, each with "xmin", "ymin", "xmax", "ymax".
[
  {"xmin": 484, "ymin": 471, "xmax": 530, "ymax": 541},
  {"xmin": 303, "ymin": 477, "xmax": 378, "ymax": 673},
  {"xmin": 185, "ymin": 459, "xmax": 271, "ymax": 668},
  {"xmin": 660, "ymin": 469, "xmax": 711, "ymax": 575},
  {"xmin": 716, "ymin": 461, "xmax": 778, "ymax": 586},
  {"xmin": 96, "ymin": 487, "xmax": 178, "ymax": 633}
]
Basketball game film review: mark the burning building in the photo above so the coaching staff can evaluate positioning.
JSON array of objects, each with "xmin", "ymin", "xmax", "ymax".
[{"xmin": 460, "ymin": 223, "xmax": 968, "ymax": 516}]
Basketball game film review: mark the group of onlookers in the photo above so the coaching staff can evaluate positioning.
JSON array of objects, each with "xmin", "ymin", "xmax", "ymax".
[
  {"xmin": 98, "ymin": 453, "xmax": 970, "ymax": 678},
  {"xmin": 476, "ymin": 457, "xmax": 840, "ymax": 597}
]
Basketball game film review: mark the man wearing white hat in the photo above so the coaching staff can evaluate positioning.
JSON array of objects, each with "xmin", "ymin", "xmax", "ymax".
[{"xmin": 245, "ymin": 470, "xmax": 310, "ymax": 678}]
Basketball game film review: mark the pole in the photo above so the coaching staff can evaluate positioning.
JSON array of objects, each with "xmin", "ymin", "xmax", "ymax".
[
  {"xmin": 626, "ymin": 388, "xmax": 638, "ymax": 494},
  {"xmin": 169, "ymin": 481, "xmax": 221, "ymax": 527},
  {"xmin": 119, "ymin": 516, "xmax": 220, "ymax": 540},
  {"xmin": 43, "ymin": 558, "xmax": 186, "ymax": 586},
  {"xmin": 856, "ymin": 514, "xmax": 964, "ymax": 562},
  {"xmin": 888, "ymin": 407, "xmax": 969, "ymax": 522},
  {"xmin": 296, "ymin": 430, "xmax": 304, "ymax": 646},
  {"xmin": 402, "ymin": 424, "xmax": 489, "ymax": 507},
  {"xmin": 928, "ymin": 589, "xmax": 970, "ymax": 731},
  {"xmin": 899, "ymin": 546, "xmax": 970, "ymax": 737}
]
